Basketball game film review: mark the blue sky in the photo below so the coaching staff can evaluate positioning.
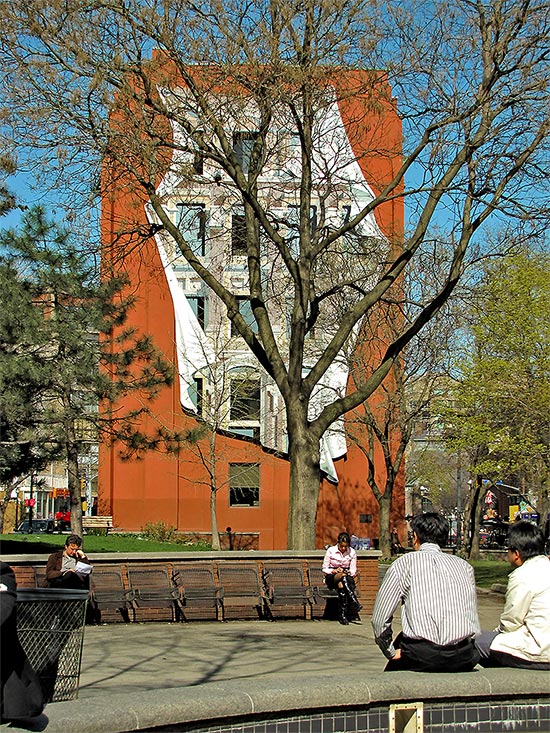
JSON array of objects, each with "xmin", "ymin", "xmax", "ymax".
[{"xmin": 1, "ymin": 169, "xmax": 75, "ymax": 231}]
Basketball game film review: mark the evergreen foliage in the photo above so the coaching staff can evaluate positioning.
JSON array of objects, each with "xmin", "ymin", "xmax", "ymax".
[{"xmin": 0, "ymin": 208, "xmax": 174, "ymax": 533}]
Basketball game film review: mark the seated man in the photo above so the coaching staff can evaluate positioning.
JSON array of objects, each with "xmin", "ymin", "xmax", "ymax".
[
  {"xmin": 44, "ymin": 534, "xmax": 91, "ymax": 590},
  {"xmin": 372, "ymin": 512, "xmax": 480, "ymax": 672},
  {"xmin": 475, "ymin": 520, "xmax": 550, "ymax": 669}
]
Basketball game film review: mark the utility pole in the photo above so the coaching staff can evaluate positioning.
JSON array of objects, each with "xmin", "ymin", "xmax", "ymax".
[{"xmin": 28, "ymin": 471, "xmax": 34, "ymax": 533}]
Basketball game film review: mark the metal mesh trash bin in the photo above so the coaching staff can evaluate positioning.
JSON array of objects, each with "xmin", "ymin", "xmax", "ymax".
[{"xmin": 16, "ymin": 587, "xmax": 88, "ymax": 702}]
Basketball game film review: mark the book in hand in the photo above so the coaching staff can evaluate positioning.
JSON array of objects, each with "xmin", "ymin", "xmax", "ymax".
[{"xmin": 74, "ymin": 561, "xmax": 93, "ymax": 576}]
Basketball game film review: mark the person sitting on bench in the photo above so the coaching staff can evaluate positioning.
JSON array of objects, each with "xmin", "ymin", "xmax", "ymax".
[
  {"xmin": 44, "ymin": 534, "xmax": 91, "ymax": 590},
  {"xmin": 322, "ymin": 531, "xmax": 362, "ymax": 625}
]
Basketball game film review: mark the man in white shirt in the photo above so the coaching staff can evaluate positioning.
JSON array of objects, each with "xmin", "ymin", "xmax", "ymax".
[
  {"xmin": 475, "ymin": 520, "xmax": 550, "ymax": 669},
  {"xmin": 372, "ymin": 512, "xmax": 480, "ymax": 672}
]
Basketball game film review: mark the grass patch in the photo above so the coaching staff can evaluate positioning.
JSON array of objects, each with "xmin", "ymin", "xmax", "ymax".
[
  {"xmin": 0, "ymin": 537, "xmax": 513, "ymax": 587},
  {"xmin": 0, "ymin": 533, "xmax": 212, "ymax": 555},
  {"xmin": 378, "ymin": 555, "xmax": 511, "ymax": 589},
  {"xmin": 469, "ymin": 560, "xmax": 512, "ymax": 588}
]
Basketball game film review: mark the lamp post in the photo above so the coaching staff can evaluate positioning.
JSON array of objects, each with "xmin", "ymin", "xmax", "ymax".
[
  {"xmin": 28, "ymin": 471, "xmax": 34, "ymax": 533},
  {"xmin": 80, "ymin": 442, "xmax": 98, "ymax": 515}
]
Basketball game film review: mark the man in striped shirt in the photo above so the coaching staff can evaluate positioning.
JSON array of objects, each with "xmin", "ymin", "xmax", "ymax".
[{"xmin": 372, "ymin": 512, "xmax": 480, "ymax": 672}]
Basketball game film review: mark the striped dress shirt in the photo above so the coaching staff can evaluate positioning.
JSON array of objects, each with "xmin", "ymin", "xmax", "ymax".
[{"xmin": 372, "ymin": 543, "xmax": 480, "ymax": 659}]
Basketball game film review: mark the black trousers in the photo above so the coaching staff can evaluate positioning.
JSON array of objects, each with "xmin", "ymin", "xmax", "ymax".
[
  {"xmin": 385, "ymin": 633, "xmax": 480, "ymax": 673},
  {"xmin": 48, "ymin": 573, "xmax": 89, "ymax": 591}
]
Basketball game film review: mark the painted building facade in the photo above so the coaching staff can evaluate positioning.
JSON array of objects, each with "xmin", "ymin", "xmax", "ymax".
[{"xmin": 99, "ymin": 64, "xmax": 405, "ymax": 549}]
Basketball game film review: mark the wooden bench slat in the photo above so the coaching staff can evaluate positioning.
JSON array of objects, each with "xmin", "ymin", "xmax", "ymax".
[{"xmin": 82, "ymin": 516, "xmax": 113, "ymax": 527}]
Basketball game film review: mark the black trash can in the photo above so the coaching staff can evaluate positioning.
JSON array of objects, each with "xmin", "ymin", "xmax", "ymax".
[{"xmin": 16, "ymin": 588, "xmax": 88, "ymax": 702}]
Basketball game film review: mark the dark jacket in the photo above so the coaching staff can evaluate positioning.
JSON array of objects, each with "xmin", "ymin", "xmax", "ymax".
[
  {"xmin": 0, "ymin": 562, "xmax": 45, "ymax": 721},
  {"xmin": 43, "ymin": 550, "xmax": 65, "ymax": 586},
  {"xmin": 44, "ymin": 549, "xmax": 90, "ymax": 589}
]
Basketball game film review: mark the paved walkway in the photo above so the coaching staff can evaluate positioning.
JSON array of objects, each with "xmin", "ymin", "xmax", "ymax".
[
  {"xmin": 77, "ymin": 591, "xmax": 505, "ymax": 699},
  {"xmin": 1, "ymin": 591, "xmax": 521, "ymax": 733}
]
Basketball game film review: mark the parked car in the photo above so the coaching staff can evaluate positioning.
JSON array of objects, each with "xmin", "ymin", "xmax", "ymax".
[{"xmin": 14, "ymin": 519, "xmax": 55, "ymax": 534}]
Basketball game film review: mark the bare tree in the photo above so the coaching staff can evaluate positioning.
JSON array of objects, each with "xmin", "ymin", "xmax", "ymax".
[
  {"xmin": 164, "ymin": 326, "xmax": 282, "ymax": 550},
  {"xmin": 347, "ymin": 267, "xmax": 465, "ymax": 557},
  {"xmin": 0, "ymin": 0, "xmax": 548, "ymax": 547}
]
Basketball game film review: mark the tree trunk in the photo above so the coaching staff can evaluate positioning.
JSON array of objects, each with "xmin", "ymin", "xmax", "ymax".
[
  {"xmin": 410, "ymin": 482, "xmax": 423, "ymax": 516},
  {"xmin": 66, "ymin": 435, "xmax": 83, "ymax": 538},
  {"xmin": 210, "ymin": 488, "xmax": 221, "ymax": 550},
  {"xmin": 286, "ymin": 408, "xmax": 321, "ymax": 549},
  {"xmin": 378, "ymin": 491, "xmax": 392, "ymax": 559},
  {"xmin": 463, "ymin": 476, "xmax": 483, "ymax": 560},
  {"xmin": 538, "ymin": 468, "xmax": 549, "ymax": 538},
  {"xmin": 208, "ymin": 431, "xmax": 221, "ymax": 550},
  {"xmin": 468, "ymin": 508, "xmax": 482, "ymax": 560},
  {"xmin": 0, "ymin": 488, "xmax": 12, "ymax": 533}
]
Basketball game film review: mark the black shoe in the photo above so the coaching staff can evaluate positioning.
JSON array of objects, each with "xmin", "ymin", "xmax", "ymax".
[
  {"xmin": 341, "ymin": 575, "xmax": 362, "ymax": 613},
  {"xmin": 337, "ymin": 590, "xmax": 349, "ymax": 625}
]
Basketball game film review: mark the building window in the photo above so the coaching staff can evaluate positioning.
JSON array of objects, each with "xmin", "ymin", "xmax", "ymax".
[
  {"xmin": 187, "ymin": 295, "xmax": 206, "ymax": 329},
  {"xmin": 229, "ymin": 463, "xmax": 260, "ymax": 507},
  {"xmin": 289, "ymin": 131, "xmax": 301, "ymax": 151},
  {"xmin": 189, "ymin": 377, "xmax": 203, "ymax": 414},
  {"xmin": 231, "ymin": 295, "xmax": 257, "ymax": 337},
  {"xmin": 231, "ymin": 209, "xmax": 247, "ymax": 256},
  {"xmin": 229, "ymin": 426, "xmax": 260, "ymax": 440},
  {"xmin": 233, "ymin": 131, "xmax": 258, "ymax": 175},
  {"xmin": 230, "ymin": 377, "xmax": 260, "ymax": 421},
  {"xmin": 176, "ymin": 203, "xmax": 206, "ymax": 256}
]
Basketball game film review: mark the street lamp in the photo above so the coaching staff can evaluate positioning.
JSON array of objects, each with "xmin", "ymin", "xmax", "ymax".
[{"xmin": 28, "ymin": 471, "xmax": 35, "ymax": 533}]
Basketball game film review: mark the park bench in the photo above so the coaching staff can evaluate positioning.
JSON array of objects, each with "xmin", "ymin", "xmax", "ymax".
[
  {"xmin": 262, "ymin": 561, "xmax": 314, "ymax": 619},
  {"xmin": 82, "ymin": 515, "xmax": 114, "ymax": 534},
  {"xmin": 90, "ymin": 564, "xmax": 136, "ymax": 623},
  {"xmin": 172, "ymin": 562, "xmax": 224, "ymax": 621},
  {"xmin": 6, "ymin": 553, "xmax": 379, "ymax": 623},
  {"xmin": 216, "ymin": 562, "xmax": 272, "ymax": 621},
  {"xmin": 308, "ymin": 564, "xmax": 362, "ymax": 621},
  {"xmin": 127, "ymin": 564, "xmax": 182, "ymax": 622}
]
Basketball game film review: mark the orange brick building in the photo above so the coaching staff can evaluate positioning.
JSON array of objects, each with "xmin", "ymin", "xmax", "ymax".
[{"xmin": 99, "ymin": 65, "xmax": 405, "ymax": 549}]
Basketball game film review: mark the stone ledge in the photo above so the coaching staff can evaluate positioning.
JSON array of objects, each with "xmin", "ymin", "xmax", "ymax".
[
  {"xmin": 1, "ymin": 549, "xmax": 382, "ymax": 564},
  {"xmin": 3, "ymin": 668, "xmax": 548, "ymax": 733}
]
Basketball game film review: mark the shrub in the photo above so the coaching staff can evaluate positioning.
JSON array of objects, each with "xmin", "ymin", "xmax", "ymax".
[{"xmin": 140, "ymin": 521, "xmax": 177, "ymax": 543}]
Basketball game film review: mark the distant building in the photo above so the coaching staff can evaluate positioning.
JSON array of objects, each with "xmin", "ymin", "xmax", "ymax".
[{"xmin": 99, "ymin": 65, "xmax": 405, "ymax": 549}]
